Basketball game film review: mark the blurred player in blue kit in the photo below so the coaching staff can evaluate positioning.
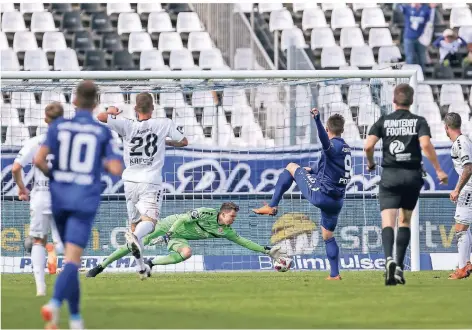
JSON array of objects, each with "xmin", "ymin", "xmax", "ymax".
[
  {"xmin": 253, "ymin": 108, "xmax": 351, "ymax": 280},
  {"xmin": 34, "ymin": 81, "xmax": 123, "ymax": 329}
]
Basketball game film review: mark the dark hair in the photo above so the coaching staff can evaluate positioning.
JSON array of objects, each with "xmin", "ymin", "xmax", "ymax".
[
  {"xmin": 135, "ymin": 93, "xmax": 154, "ymax": 114},
  {"xmin": 393, "ymin": 83, "xmax": 414, "ymax": 108},
  {"xmin": 220, "ymin": 202, "xmax": 240, "ymax": 213},
  {"xmin": 327, "ymin": 114, "xmax": 345, "ymax": 136},
  {"xmin": 45, "ymin": 101, "xmax": 64, "ymax": 120},
  {"xmin": 444, "ymin": 112, "xmax": 462, "ymax": 130},
  {"xmin": 75, "ymin": 80, "xmax": 98, "ymax": 109}
]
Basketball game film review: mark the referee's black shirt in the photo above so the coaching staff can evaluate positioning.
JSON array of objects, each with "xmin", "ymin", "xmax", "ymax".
[{"xmin": 368, "ymin": 109, "xmax": 431, "ymax": 170}]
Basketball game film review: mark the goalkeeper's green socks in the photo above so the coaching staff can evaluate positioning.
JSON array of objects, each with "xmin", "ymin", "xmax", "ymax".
[
  {"xmin": 100, "ymin": 246, "xmax": 131, "ymax": 268},
  {"xmin": 151, "ymin": 252, "xmax": 185, "ymax": 265}
]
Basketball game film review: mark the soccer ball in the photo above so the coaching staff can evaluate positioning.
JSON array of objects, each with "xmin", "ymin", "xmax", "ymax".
[{"xmin": 273, "ymin": 257, "xmax": 294, "ymax": 272}]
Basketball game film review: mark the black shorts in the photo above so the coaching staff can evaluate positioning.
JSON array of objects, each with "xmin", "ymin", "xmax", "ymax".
[{"xmin": 379, "ymin": 168, "xmax": 424, "ymax": 211}]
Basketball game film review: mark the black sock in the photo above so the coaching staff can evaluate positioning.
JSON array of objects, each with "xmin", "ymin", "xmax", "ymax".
[
  {"xmin": 395, "ymin": 227, "xmax": 411, "ymax": 270},
  {"xmin": 382, "ymin": 227, "xmax": 395, "ymax": 260}
]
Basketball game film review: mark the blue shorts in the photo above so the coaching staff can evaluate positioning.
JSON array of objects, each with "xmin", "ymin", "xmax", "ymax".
[
  {"xmin": 293, "ymin": 167, "xmax": 343, "ymax": 232},
  {"xmin": 52, "ymin": 209, "xmax": 96, "ymax": 249}
]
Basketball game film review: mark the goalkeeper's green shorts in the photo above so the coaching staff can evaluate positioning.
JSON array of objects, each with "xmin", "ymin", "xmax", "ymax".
[{"xmin": 168, "ymin": 238, "xmax": 190, "ymax": 252}]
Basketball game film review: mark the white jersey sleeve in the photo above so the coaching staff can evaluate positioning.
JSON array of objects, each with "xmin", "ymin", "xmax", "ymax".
[
  {"xmin": 14, "ymin": 135, "xmax": 44, "ymax": 167},
  {"xmin": 167, "ymin": 119, "xmax": 185, "ymax": 142},
  {"xmin": 107, "ymin": 115, "xmax": 133, "ymax": 138},
  {"xmin": 458, "ymin": 135, "xmax": 472, "ymax": 166}
]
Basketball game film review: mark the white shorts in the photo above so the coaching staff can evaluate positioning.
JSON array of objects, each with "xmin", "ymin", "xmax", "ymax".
[
  {"xmin": 124, "ymin": 182, "xmax": 163, "ymax": 224},
  {"xmin": 455, "ymin": 189, "xmax": 472, "ymax": 226},
  {"xmin": 29, "ymin": 200, "xmax": 53, "ymax": 238}
]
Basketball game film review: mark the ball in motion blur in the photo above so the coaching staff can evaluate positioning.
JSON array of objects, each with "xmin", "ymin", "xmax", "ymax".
[{"xmin": 273, "ymin": 257, "xmax": 294, "ymax": 272}]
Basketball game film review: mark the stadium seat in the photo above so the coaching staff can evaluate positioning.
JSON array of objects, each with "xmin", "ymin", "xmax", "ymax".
[
  {"xmin": 255, "ymin": 86, "xmax": 279, "ymax": 106},
  {"xmin": 199, "ymin": 49, "xmax": 226, "ymax": 69},
  {"xmin": 234, "ymin": 48, "xmax": 264, "ymax": 70},
  {"xmin": 61, "ymin": 11, "xmax": 84, "ymax": 32},
  {"xmin": 418, "ymin": 102, "xmax": 443, "ymax": 125},
  {"xmin": 442, "ymin": 3, "xmax": 469, "ymax": 10},
  {"xmin": 107, "ymin": 3, "xmax": 134, "ymax": 16},
  {"xmin": 128, "ymin": 32, "xmax": 154, "ymax": 53},
  {"xmin": 449, "ymin": 102, "xmax": 471, "ymax": 117},
  {"xmin": 351, "ymin": 46, "xmax": 376, "ymax": 67},
  {"xmin": 2, "ymin": 11, "xmax": 27, "ymax": 33},
  {"xmin": 0, "ymin": 104, "xmax": 20, "ymax": 125},
  {"xmin": 84, "ymin": 50, "xmax": 108, "ymax": 70},
  {"xmin": 330, "ymin": 7, "xmax": 356, "ymax": 30},
  {"xmin": 458, "ymin": 26, "xmax": 472, "ymax": 43},
  {"xmin": 343, "ymin": 118, "xmax": 362, "ymax": 141},
  {"xmin": 450, "ymin": 7, "xmax": 472, "ymax": 29},
  {"xmin": 378, "ymin": 45, "xmax": 402, "ymax": 63},
  {"xmin": 416, "ymin": 85, "xmax": 435, "ymax": 103},
  {"xmin": 158, "ymin": 32, "xmax": 184, "ymax": 52},
  {"xmin": 321, "ymin": 3, "xmax": 347, "ymax": 12},
  {"xmin": 176, "ymin": 12, "xmax": 204, "ymax": 33},
  {"xmin": 54, "ymin": 49, "xmax": 80, "ymax": 71},
  {"xmin": 20, "ymin": 3, "xmax": 44, "ymax": 13},
  {"xmin": 73, "ymin": 31, "xmax": 95, "ymax": 52},
  {"xmin": 4, "ymin": 124, "xmax": 30, "ymax": 146},
  {"xmin": 137, "ymin": 3, "xmax": 164, "ymax": 14},
  {"xmin": 202, "ymin": 105, "xmax": 217, "ymax": 131},
  {"xmin": 100, "ymin": 93, "xmax": 125, "ymax": 108},
  {"xmin": 117, "ymin": 13, "xmax": 143, "ymax": 35},
  {"xmin": 13, "ymin": 32, "xmax": 39, "ymax": 52},
  {"xmin": 160, "ymin": 92, "xmax": 186, "ymax": 108},
  {"xmin": 140, "ymin": 50, "xmax": 166, "ymax": 70},
  {"xmin": 101, "ymin": 32, "xmax": 124, "ymax": 51},
  {"xmin": 281, "ymin": 27, "xmax": 307, "ymax": 50},
  {"xmin": 357, "ymin": 103, "xmax": 381, "ymax": 126},
  {"xmin": 340, "ymin": 27, "xmax": 365, "ymax": 48},
  {"xmin": 361, "ymin": 7, "xmax": 389, "ymax": 30},
  {"xmin": 0, "ymin": 3, "xmax": 15, "ymax": 13},
  {"xmin": 187, "ymin": 32, "xmax": 213, "ymax": 52},
  {"xmin": 41, "ymin": 91, "xmax": 67, "ymax": 106},
  {"xmin": 269, "ymin": 9, "xmax": 294, "ymax": 32},
  {"xmin": 258, "ymin": 3, "xmax": 284, "ymax": 13},
  {"xmin": 24, "ymin": 49, "xmax": 50, "ymax": 71},
  {"xmin": 1, "ymin": 49, "xmax": 20, "ymax": 71},
  {"xmin": 311, "ymin": 27, "xmax": 336, "ymax": 49},
  {"xmin": 112, "ymin": 50, "xmax": 136, "ymax": 70},
  {"xmin": 80, "ymin": 3, "xmax": 103, "ymax": 14},
  {"xmin": 293, "ymin": 2, "xmax": 318, "ymax": 12},
  {"xmin": 368, "ymin": 28, "xmax": 393, "ymax": 47},
  {"xmin": 321, "ymin": 46, "xmax": 347, "ymax": 68},
  {"xmin": 192, "ymin": 91, "xmax": 216, "ymax": 107},
  {"xmin": 147, "ymin": 12, "xmax": 175, "ymax": 34},
  {"xmin": 43, "ymin": 31, "xmax": 67, "ymax": 53},
  {"xmin": 339, "ymin": 65, "xmax": 359, "ymax": 70},
  {"xmin": 440, "ymin": 84, "xmax": 464, "ymax": 106},
  {"xmin": 401, "ymin": 64, "xmax": 424, "ymax": 82},
  {"xmin": 0, "ymin": 32, "xmax": 9, "ymax": 50},
  {"xmin": 11, "ymin": 92, "xmax": 38, "ymax": 110},
  {"xmin": 352, "ymin": 3, "xmax": 378, "ymax": 12},
  {"xmin": 169, "ymin": 49, "xmax": 197, "ymax": 70},
  {"xmin": 378, "ymin": 81, "xmax": 394, "ymax": 107},
  {"xmin": 348, "ymin": 84, "xmax": 373, "ymax": 106},
  {"xmin": 30, "ymin": 12, "xmax": 58, "ymax": 33},
  {"xmin": 318, "ymin": 85, "xmax": 343, "ymax": 108},
  {"xmin": 302, "ymin": 7, "xmax": 329, "ymax": 31},
  {"xmin": 50, "ymin": 3, "xmax": 73, "ymax": 14},
  {"xmin": 91, "ymin": 12, "xmax": 114, "ymax": 33},
  {"xmin": 222, "ymin": 88, "xmax": 249, "ymax": 107}
]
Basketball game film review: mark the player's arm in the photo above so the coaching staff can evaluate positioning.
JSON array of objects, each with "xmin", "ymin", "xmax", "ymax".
[
  {"xmin": 166, "ymin": 119, "xmax": 188, "ymax": 147},
  {"xmin": 33, "ymin": 145, "xmax": 51, "ymax": 177},
  {"xmin": 96, "ymin": 106, "xmax": 121, "ymax": 123},
  {"xmin": 451, "ymin": 139, "xmax": 472, "ymax": 201},
  {"xmin": 103, "ymin": 129, "xmax": 124, "ymax": 176},
  {"xmin": 12, "ymin": 142, "xmax": 36, "ymax": 201},
  {"xmin": 364, "ymin": 117, "xmax": 383, "ymax": 171},
  {"xmin": 310, "ymin": 108, "xmax": 331, "ymax": 151},
  {"xmin": 97, "ymin": 106, "xmax": 129, "ymax": 138},
  {"xmin": 417, "ymin": 118, "xmax": 448, "ymax": 184},
  {"xmin": 225, "ymin": 229, "xmax": 280, "ymax": 258}
]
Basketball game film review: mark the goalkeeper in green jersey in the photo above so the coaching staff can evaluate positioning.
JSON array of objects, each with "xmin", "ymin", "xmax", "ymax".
[{"xmin": 87, "ymin": 202, "xmax": 281, "ymax": 277}]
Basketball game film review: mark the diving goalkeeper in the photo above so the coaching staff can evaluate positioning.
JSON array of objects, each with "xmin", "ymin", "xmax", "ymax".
[{"xmin": 87, "ymin": 202, "xmax": 281, "ymax": 277}]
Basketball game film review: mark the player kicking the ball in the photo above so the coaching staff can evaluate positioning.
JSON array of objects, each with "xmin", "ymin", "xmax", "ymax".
[
  {"xmin": 11, "ymin": 102, "xmax": 65, "ymax": 296},
  {"xmin": 96, "ymin": 93, "xmax": 188, "ymax": 279},
  {"xmin": 444, "ymin": 112, "xmax": 472, "ymax": 279},
  {"xmin": 253, "ymin": 108, "xmax": 351, "ymax": 280},
  {"xmin": 87, "ymin": 202, "xmax": 283, "ymax": 276}
]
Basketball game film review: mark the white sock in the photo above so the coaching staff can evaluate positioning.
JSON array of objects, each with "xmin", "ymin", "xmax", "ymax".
[
  {"xmin": 31, "ymin": 244, "xmax": 46, "ymax": 294},
  {"xmin": 468, "ymin": 228, "xmax": 472, "ymax": 261},
  {"xmin": 457, "ymin": 230, "xmax": 470, "ymax": 268},
  {"xmin": 133, "ymin": 221, "xmax": 154, "ymax": 272}
]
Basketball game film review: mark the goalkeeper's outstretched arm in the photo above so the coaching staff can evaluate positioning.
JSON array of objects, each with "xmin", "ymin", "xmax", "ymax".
[{"xmin": 225, "ymin": 230, "xmax": 280, "ymax": 259}]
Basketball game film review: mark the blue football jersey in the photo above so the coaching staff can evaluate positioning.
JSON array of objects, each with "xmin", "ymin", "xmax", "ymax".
[
  {"xmin": 44, "ymin": 110, "xmax": 121, "ymax": 213},
  {"xmin": 314, "ymin": 137, "xmax": 352, "ymax": 199}
]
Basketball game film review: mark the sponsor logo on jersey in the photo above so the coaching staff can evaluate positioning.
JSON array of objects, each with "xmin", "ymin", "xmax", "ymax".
[
  {"xmin": 389, "ymin": 140, "xmax": 406, "ymax": 154},
  {"xmin": 190, "ymin": 210, "xmax": 200, "ymax": 219},
  {"xmin": 130, "ymin": 157, "xmax": 154, "ymax": 166},
  {"xmin": 384, "ymin": 119, "xmax": 418, "ymax": 136}
]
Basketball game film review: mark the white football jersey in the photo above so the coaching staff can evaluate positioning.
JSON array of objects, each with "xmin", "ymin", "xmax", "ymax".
[
  {"xmin": 107, "ymin": 115, "xmax": 185, "ymax": 184},
  {"xmin": 451, "ymin": 134, "xmax": 472, "ymax": 189},
  {"xmin": 14, "ymin": 134, "xmax": 51, "ymax": 208}
]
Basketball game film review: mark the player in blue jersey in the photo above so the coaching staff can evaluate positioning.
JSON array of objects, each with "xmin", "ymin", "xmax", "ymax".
[
  {"xmin": 253, "ymin": 108, "xmax": 351, "ymax": 280},
  {"xmin": 34, "ymin": 81, "xmax": 123, "ymax": 329}
]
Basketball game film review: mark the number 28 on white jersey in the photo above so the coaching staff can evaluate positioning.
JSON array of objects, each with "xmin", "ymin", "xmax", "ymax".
[{"xmin": 107, "ymin": 116, "xmax": 185, "ymax": 184}]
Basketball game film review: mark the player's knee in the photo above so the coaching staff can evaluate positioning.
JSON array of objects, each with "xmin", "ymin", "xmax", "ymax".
[
  {"xmin": 455, "ymin": 230, "xmax": 467, "ymax": 242},
  {"xmin": 455, "ymin": 223, "xmax": 468, "ymax": 232},
  {"xmin": 130, "ymin": 222, "xmax": 137, "ymax": 232},
  {"xmin": 285, "ymin": 163, "xmax": 300, "ymax": 175},
  {"xmin": 33, "ymin": 237, "xmax": 46, "ymax": 246},
  {"xmin": 179, "ymin": 247, "xmax": 192, "ymax": 260},
  {"xmin": 322, "ymin": 229, "xmax": 334, "ymax": 241},
  {"xmin": 140, "ymin": 215, "xmax": 157, "ymax": 225}
]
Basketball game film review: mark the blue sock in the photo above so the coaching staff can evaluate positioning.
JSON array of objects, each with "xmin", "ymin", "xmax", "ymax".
[
  {"xmin": 269, "ymin": 169, "xmax": 294, "ymax": 207},
  {"xmin": 51, "ymin": 263, "xmax": 80, "ymax": 315},
  {"xmin": 325, "ymin": 237, "xmax": 340, "ymax": 277}
]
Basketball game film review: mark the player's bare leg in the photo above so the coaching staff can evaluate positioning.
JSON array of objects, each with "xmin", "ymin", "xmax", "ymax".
[
  {"xmin": 252, "ymin": 163, "xmax": 302, "ymax": 216},
  {"xmin": 467, "ymin": 228, "xmax": 472, "ymax": 274},
  {"xmin": 322, "ymin": 227, "xmax": 341, "ymax": 280},
  {"xmin": 381, "ymin": 209, "xmax": 398, "ymax": 286},
  {"xmin": 31, "ymin": 236, "xmax": 47, "ymax": 296},
  {"xmin": 48, "ymin": 216, "xmax": 64, "ymax": 274},
  {"xmin": 449, "ymin": 223, "xmax": 471, "ymax": 279},
  {"xmin": 125, "ymin": 217, "xmax": 155, "ymax": 279}
]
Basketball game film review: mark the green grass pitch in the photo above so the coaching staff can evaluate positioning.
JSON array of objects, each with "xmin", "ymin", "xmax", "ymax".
[{"xmin": 2, "ymin": 271, "xmax": 471, "ymax": 329}]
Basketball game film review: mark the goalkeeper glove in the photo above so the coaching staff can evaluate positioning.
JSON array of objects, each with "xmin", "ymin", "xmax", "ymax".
[
  {"xmin": 149, "ymin": 232, "xmax": 172, "ymax": 246},
  {"xmin": 264, "ymin": 246, "xmax": 281, "ymax": 259}
]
